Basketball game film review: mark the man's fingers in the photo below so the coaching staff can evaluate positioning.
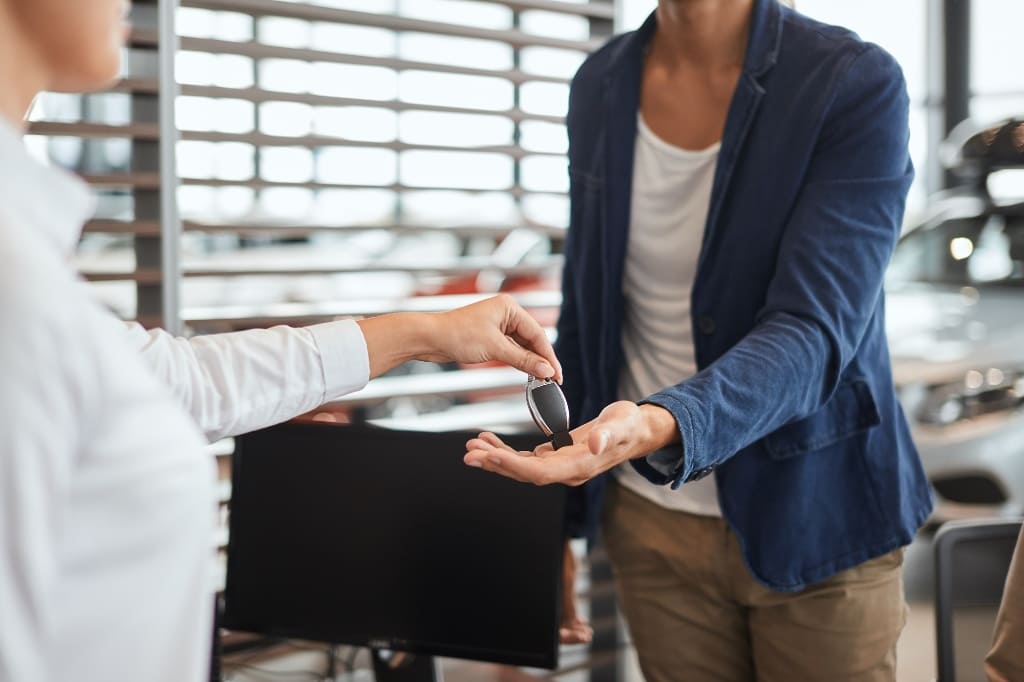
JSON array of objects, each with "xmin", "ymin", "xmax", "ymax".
[
  {"xmin": 564, "ymin": 421, "xmax": 608, "ymax": 457},
  {"xmin": 466, "ymin": 399, "xmax": 649, "ymax": 485},
  {"xmin": 534, "ymin": 442, "xmax": 555, "ymax": 457},
  {"xmin": 464, "ymin": 438, "xmax": 528, "ymax": 459},
  {"xmin": 587, "ymin": 428, "xmax": 611, "ymax": 456},
  {"xmin": 465, "ymin": 433, "xmax": 544, "ymax": 458},
  {"xmin": 470, "ymin": 446, "xmax": 599, "ymax": 486},
  {"xmin": 476, "ymin": 431, "xmax": 520, "ymax": 454},
  {"xmin": 581, "ymin": 403, "xmax": 639, "ymax": 455},
  {"xmin": 465, "ymin": 439, "xmax": 495, "ymax": 455},
  {"xmin": 463, "ymin": 449, "xmax": 537, "ymax": 484}
]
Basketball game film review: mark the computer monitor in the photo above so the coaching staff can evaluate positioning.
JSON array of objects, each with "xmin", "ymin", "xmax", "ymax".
[{"xmin": 222, "ymin": 422, "xmax": 566, "ymax": 670}]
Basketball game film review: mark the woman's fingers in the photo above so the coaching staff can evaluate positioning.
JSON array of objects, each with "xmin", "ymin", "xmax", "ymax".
[
  {"xmin": 496, "ymin": 334, "xmax": 556, "ymax": 382},
  {"xmin": 490, "ymin": 295, "xmax": 561, "ymax": 382},
  {"xmin": 501, "ymin": 299, "xmax": 562, "ymax": 383},
  {"xmin": 439, "ymin": 295, "xmax": 560, "ymax": 379}
]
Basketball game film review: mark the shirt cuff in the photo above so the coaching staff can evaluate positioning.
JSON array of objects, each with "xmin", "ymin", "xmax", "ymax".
[
  {"xmin": 629, "ymin": 445, "xmax": 686, "ymax": 487},
  {"xmin": 306, "ymin": 320, "xmax": 371, "ymax": 401},
  {"xmin": 639, "ymin": 392, "xmax": 702, "ymax": 488}
]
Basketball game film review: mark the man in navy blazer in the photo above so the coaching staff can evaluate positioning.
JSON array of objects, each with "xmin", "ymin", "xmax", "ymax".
[{"xmin": 466, "ymin": 0, "xmax": 934, "ymax": 677}]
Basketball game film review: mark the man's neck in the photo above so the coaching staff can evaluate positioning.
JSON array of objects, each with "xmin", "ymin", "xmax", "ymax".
[{"xmin": 652, "ymin": 0, "xmax": 754, "ymax": 70}]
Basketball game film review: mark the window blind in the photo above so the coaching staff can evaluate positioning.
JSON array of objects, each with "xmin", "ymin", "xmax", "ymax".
[{"xmin": 167, "ymin": 0, "xmax": 611, "ymax": 427}]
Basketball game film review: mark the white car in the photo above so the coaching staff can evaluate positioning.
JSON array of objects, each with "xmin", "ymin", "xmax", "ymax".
[{"xmin": 887, "ymin": 194, "xmax": 1024, "ymax": 520}]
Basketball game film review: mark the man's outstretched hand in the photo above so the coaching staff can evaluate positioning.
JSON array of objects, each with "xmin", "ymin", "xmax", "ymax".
[{"xmin": 464, "ymin": 401, "xmax": 679, "ymax": 487}]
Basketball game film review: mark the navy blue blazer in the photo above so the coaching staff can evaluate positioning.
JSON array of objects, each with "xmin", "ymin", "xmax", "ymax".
[{"xmin": 557, "ymin": 0, "xmax": 934, "ymax": 591}]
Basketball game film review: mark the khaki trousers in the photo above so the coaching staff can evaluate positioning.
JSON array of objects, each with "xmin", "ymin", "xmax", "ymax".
[
  {"xmin": 985, "ymin": 524, "xmax": 1024, "ymax": 682},
  {"xmin": 602, "ymin": 482, "xmax": 907, "ymax": 682}
]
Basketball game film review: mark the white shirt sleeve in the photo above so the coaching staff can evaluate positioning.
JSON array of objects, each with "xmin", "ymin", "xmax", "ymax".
[{"xmin": 125, "ymin": 320, "xmax": 370, "ymax": 442}]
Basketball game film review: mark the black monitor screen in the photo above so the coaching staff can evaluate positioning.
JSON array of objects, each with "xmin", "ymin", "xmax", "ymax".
[{"xmin": 223, "ymin": 422, "xmax": 566, "ymax": 669}]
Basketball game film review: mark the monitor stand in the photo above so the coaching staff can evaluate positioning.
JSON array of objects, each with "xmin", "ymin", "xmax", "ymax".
[{"xmin": 371, "ymin": 649, "xmax": 441, "ymax": 682}]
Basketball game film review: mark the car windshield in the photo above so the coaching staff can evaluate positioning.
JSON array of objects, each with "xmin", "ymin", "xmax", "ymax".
[{"xmin": 887, "ymin": 213, "xmax": 1024, "ymax": 287}]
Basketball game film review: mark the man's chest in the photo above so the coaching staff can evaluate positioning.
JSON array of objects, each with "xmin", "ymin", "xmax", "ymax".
[{"xmin": 639, "ymin": 63, "xmax": 739, "ymax": 150}]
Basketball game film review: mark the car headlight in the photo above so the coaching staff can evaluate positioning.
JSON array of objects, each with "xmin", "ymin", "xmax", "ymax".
[{"xmin": 915, "ymin": 367, "xmax": 1024, "ymax": 426}]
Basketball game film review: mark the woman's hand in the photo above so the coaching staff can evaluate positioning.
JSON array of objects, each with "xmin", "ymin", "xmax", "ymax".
[
  {"xmin": 464, "ymin": 401, "xmax": 679, "ymax": 486},
  {"xmin": 357, "ymin": 295, "xmax": 561, "ymax": 381},
  {"xmin": 423, "ymin": 294, "xmax": 562, "ymax": 382}
]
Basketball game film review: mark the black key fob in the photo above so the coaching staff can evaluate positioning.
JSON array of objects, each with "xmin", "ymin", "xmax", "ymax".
[{"xmin": 526, "ymin": 375, "xmax": 573, "ymax": 449}]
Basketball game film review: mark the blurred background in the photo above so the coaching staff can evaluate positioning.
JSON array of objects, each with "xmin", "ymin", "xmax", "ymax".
[{"xmin": 23, "ymin": 1, "xmax": 1024, "ymax": 680}]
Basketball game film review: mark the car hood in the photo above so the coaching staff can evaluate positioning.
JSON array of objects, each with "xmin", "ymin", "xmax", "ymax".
[{"xmin": 887, "ymin": 283, "xmax": 1024, "ymax": 386}]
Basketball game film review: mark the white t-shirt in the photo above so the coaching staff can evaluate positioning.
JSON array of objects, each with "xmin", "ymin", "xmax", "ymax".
[
  {"xmin": 0, "ymin": 118, "xmax": 371, "ymax": 682},
  {"xmin": 614, "ymin": 115, "xmax": 722, "ymax": 516}
]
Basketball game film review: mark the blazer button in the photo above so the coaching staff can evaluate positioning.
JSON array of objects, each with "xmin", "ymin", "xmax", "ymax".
[
  {"xmin": 697, "ymin": 316, "xmax": 716, "ymax": 335},
  {"xmin": 690, "ymin": 466, "xmax": 715, "ymax": 481}
]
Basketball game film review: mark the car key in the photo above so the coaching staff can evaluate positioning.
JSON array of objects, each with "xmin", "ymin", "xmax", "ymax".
[{"xmin": 526, "ymin": 375, "xmax": 573, "ymax": 449}]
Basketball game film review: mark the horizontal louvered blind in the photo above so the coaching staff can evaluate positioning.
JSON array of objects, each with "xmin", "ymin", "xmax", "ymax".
[
  {"xmin": 170, "ymin": 0, "xmax": 610, "ymax": 342},
  {"xmin": 167, "ymin": 0, "xmax": 611, "ymax": 430}
]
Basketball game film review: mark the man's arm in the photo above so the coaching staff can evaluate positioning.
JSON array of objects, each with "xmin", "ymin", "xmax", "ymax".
[
  {"xmin": 466, "ymin": 46, "xmax": 913, "ymax": 488},
  {"xmin": 634, "ymin": 44, "xmax": 913, "ymax": 485}
]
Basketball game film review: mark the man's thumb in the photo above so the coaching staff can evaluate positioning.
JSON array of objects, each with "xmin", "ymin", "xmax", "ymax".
[{"xmin": 588, "ymin": 428, "xmax": 610, "ymax": 455}]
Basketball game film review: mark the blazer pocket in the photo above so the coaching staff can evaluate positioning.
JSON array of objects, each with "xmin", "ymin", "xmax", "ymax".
[{"xmin": 763, "ymin": 379, "xmax": 882, "ymax": 460}]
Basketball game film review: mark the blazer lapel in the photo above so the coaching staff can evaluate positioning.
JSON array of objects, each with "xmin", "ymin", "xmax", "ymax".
[
  {"xmin": 598, "ymin": 20, "xmax": 649, "ymax": 398},
  {"xmin": 696, "ymin": 0, "xmax": 783, "ymax": 278},
  {"xmin": 697, "ymin": 75, "xmax": 765, "ymax": 275}
]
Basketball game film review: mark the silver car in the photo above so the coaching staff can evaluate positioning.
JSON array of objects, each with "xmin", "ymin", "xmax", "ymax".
[{"xmin": 887, "ymin": 193, "xmax": 1024, "ymax": 520}]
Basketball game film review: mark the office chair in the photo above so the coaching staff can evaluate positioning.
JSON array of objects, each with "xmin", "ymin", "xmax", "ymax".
[{"xmin": 934, "ymin": 517, "xmax": 1023, "ymax": 682}]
